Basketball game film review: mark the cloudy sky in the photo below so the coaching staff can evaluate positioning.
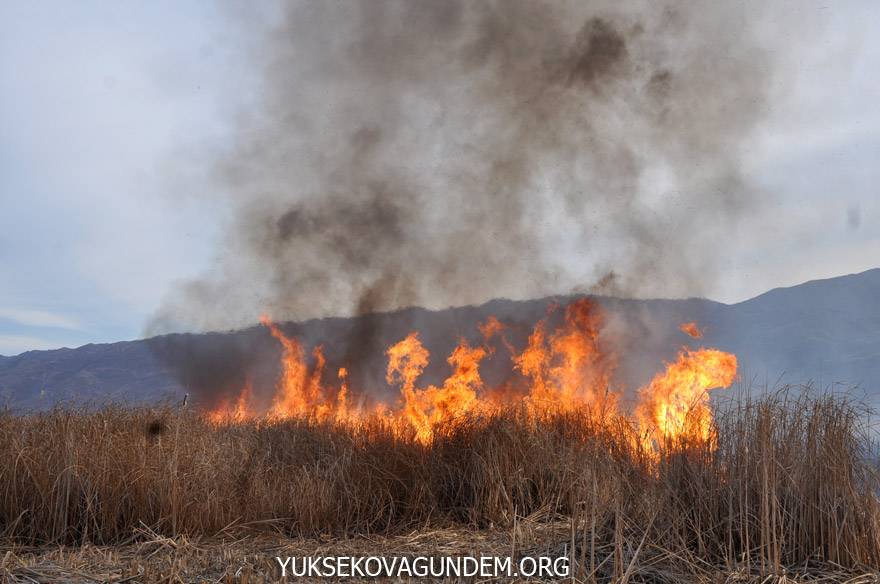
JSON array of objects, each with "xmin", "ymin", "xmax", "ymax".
[{"xmin": 0, "ymin": 1, "xmax": 878, "ymax": 356}]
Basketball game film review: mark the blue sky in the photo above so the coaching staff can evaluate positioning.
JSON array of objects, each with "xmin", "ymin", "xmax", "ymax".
[{"xmin": 0, "ymin": 1, "xmax": 878, "ymax": 356}]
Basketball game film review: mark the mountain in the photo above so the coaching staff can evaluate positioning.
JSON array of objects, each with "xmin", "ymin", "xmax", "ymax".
[
  {"xmin": 0, "ymin": 340, "xmax": 181, "ymax": 409},
  {"xmin": 1, "ymin": 269, "xmax": 878, "ymax": 411},
  {"xmin": 711, "ymin": 268, "xmax": 880, "ymax": 391}
]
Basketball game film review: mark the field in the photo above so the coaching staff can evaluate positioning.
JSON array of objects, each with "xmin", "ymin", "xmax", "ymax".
[{"xmin": 1, "ymin": 390, "xmax": 879, "ymax": 582}]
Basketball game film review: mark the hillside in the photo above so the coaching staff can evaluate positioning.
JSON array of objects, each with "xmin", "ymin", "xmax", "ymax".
[
  {"xmin": 712, "ymin": 268, "xmax": 880, "ymax": 391},
  {"xmin": 1, "ymin": 269, "xmax": 878, "ymax": 410}
]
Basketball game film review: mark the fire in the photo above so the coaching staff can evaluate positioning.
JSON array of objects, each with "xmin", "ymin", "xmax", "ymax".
[
  {"xmin": 204, "ymin": 304, "xmax": 738, "ymax": 453},
  {"xmin": 515, "ymin": 299, "xmax": 615, "ymax": 414},
  {"xmin": 262, "ymin": 315, "xmax": 333, "ymax": 421},
  {"xmin": 385, "ymin": 332, "xmax": 431, "ymax": 439},
  {"xmin": 386, "ymin": 333, "xmax": 489, "ymax": 442},
  {"xmin": 209, "ymin": 316, "xmax": 351, "ymax": 424},
  {"xmin": 679, "ymin": 321, "xmax": 703, "ymax": 339},
  {"xmin": 636, "ymin": 348, "xmax": 737, "ymax": 445},
  {"xmin": 207, "ymin": 379, "xmax": 255, "ymax": 424},
  {"xmin": 478, "ymin": 315, "xmax": 505, "ymax": 343},
  {"xmin": 335, "ymin": 367, "xmax": 350, "ymax": 423}
]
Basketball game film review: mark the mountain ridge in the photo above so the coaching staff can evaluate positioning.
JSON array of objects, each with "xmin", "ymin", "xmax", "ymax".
[{"xmin": 1, "ymin": 268, "xmax": 878, "ymax": 410}]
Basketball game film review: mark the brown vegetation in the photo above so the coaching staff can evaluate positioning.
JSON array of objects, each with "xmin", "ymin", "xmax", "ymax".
[{"xmin": 0, "ymin": 390, "xmax": 878, "ymax": 581}]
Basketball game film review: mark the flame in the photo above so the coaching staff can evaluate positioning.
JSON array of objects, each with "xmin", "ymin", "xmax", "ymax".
[
  {"xmin": 515, "ymin": 299, "xmax": 615, "ymax": 414},
  {"xmin": 335, "ymin": 367, "xmax": 350, "ymax": 423},
  {"xmin": 636, "ymin": 348, "xmax": 737, "ymax": 445},
  {"xmin": 385, "ymin": 331, "xmax": 431, "ymax": 438},
  {"xmin": 679, "ymin": 321, "xmax": 703, "ymax": 339},
  {"xmin": 261, "ymin": 315, "xmax": 333, "ymax": 421},
  {"xmin": 207, "ymin": 379, "xmax": 255, "ymax": 424},
  {"xmin": 478, "ymin": 315, "xmax": 505, "ymax": 344},
  {"xmin": 385, "ymin": 333, "xmax": 489, "ymax": 442},
  {"xmin": 207, "ymin": 315, "xmax": 349, "ymax": 424},
  {"xmin": 203, "ymin": 303, "xmax": 737, "ymax": 453}
]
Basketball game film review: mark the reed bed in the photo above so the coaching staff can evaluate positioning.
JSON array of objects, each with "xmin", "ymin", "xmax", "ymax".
[{"xmin": 0, "ymin": 390, "xmax": 878, "ymax": 579}]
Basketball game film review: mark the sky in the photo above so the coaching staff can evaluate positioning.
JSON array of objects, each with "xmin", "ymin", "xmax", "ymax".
[{"xmin": 0, "ymin": 1, "xmax": 878, "ymax": 356}]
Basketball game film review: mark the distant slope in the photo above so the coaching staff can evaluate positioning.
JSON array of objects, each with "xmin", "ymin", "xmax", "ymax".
[
  {"xmin": 0, "ymin": 341, "xmax": 181, "ymax": 409},
  {"xmin": 1, "ymin": 269, "xmax": 878, "ymax": 410},
  {"xmin": 710, "ymin": 268, "xmax": 880, "ymax": 390}
]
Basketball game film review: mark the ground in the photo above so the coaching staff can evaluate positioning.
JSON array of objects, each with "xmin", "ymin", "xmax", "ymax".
[{"xmin": 2, "ymin": 524, "xmax": 879, "ymax": 584}]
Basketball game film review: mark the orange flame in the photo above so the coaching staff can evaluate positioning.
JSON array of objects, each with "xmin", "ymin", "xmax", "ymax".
[
  {"xmin": 679, "ymin": 321, "xmax": 703, "ymax": 339},
  {"xmin": 205, "ymin": 315, "xmax": 352, "ymax": 424},
  {"xmin": 478, "ymin": 315, "xmax": 505, "ymax": 344},
  {"xmin": 207, "ymin": 379, "xmax": 255, "ymax": 424},
  {"xmin": 636, "ymin": 348, "xmax": 737, "ymax": 445},
  {"xmin": 260, "ymin": 315, "xmax": 332, "ymax": 421},
  {"xmin": 385, "ymin": 331, "xmax": 431, "ymax": 439},
  {"xmin": 204, "ymin": 304, "xmax": 737, "ymax": 453},
  {"xmin": 515, "ymin": 299, "xmax": 615, "ymax": 414},
  {"xmin": 385, "ymin": 332, "xmax": 490, "ymax": 442},
  {"xmin": 335, "ymin": 367, "xmax": 350, "ymax": 423}
]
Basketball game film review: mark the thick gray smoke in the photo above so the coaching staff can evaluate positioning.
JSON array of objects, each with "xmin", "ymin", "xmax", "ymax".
[{"xmin": 152, "ymin": 1, "xmax": 778, "ymax": 336}]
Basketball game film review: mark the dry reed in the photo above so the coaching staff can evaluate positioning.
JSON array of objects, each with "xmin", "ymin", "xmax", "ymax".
[{"xmin": 0, "ymin": 389, "xmax": 878, "ymax": 578}]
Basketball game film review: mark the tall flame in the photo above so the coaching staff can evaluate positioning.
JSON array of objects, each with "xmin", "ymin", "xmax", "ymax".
[
  {"xmin": 386, "ymin": 333, "xmax": 489, "ymax": 442},
  {"xmin": 636, "ymin": 348, "xmax": 737, "ymax": 445},
  {"xmin": 206, "ymin": 304, "xmax": 737, "ymax": 452},
  {"xmin": 515, "ymin": 299, "xmax": 615, "ymax": 414},
  {"xmin": 385, "ymin": 332, "xmax": 431, "ymax": 439},
  {"xmin": 335, "ymin": 367, "xmax": 350, "ymax": 423},
  {"xmin": 261, "ymin": 315, "xmax": 330, "ymax": 420}
]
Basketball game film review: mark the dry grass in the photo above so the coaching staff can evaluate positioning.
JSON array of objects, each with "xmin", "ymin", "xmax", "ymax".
[
  {"xmin": 0, "ymin": 389, "xmax": 879, "ymax": 581},
  {"xmin": 3, "ymin": 526, "xmax": 878, "ymax": 583}
]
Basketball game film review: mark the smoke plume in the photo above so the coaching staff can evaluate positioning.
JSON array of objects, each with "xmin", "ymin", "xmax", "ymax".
[
  {"xmin": 151, "ymin": 0, "xmax": 780, "ymax": 335},
  {"xmin": 147, "ymin": 1, "xmax": 797, "ymax": 406}
]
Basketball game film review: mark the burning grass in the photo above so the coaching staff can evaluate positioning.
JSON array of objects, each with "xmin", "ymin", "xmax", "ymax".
[
  {"xmin": 208, "ymin": 299, "xmax": 739, "ymax": 450},
  {"xmin": 1, "ymin": 390, "xmax": 879, "ymax": 580}
]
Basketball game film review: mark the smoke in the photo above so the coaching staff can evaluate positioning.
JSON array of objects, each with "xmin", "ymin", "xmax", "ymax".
[
  {"xmin": 147, "ymin": 1, "xmax": 799, "ymax": 410},
  {"xmin": 149, "ymin": 0, "xmax": 784, "ymax": 338}
]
